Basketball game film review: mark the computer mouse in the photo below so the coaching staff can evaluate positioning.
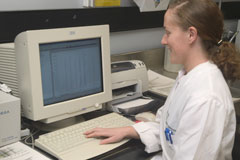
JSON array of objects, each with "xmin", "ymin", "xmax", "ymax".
[{"xmin": 135, "ymin": 112, "xmax": 156, "ymax": 122}]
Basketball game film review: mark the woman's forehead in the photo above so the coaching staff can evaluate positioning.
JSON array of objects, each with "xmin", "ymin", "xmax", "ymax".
[{"xmin": 164, "ymin": 9, "xmax": 178, "ymax": 29}]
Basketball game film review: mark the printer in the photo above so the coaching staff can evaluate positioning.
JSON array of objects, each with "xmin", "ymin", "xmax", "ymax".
[{"xmin": 107, "ymin": 60, "xmax": 149, "ymax": 113}]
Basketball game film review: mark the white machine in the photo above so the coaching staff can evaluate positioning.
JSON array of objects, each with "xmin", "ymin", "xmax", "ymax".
[
  {"xmin": 0, "ymin": 91, "xmax": 20, "ymax": 147},
  {"xmin": 108, "ymin": 60, "xmax": 149, "ymax": 113},
  {"xmin": 14, "ymin": 25, "xmax": 112, "ymax": 124}
]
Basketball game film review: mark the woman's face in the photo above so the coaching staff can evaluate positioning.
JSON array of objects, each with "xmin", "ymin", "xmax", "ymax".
[{"xmin": 161, "ymin": 9, "xmax": 190, "ymax": 65}]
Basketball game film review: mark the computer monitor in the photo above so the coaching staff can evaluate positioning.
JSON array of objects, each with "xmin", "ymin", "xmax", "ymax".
[{"xmin": 14, "ymin": 25, "xmax": 112, "ymax": 124}]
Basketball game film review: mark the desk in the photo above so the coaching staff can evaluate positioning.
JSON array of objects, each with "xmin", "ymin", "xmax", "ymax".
[
  {"xmin": 90, "ymin": 140, "xmax": 158, "ymax": 160},
  {"xmin": 22, "ymin": 91, "xmax": 165, "ymax": 160}
]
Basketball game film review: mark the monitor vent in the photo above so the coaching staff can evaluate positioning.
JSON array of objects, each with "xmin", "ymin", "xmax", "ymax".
[{"xmin": 0, "ymin": 43, "xmax": 19, "ymax": 97}]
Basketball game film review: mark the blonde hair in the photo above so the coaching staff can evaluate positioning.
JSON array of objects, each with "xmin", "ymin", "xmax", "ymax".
[{"xmin": 169, "ymin": 0, "xmax": 240, "ymax": 82}]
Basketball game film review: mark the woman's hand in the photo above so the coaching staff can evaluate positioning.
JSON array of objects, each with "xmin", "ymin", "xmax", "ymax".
[{"xmin": 84, "ymin": 126, "xmax": 139, "ymax": 144}]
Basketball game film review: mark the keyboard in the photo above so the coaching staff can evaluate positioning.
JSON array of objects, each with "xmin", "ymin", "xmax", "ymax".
[{"xmin": 35, "ymin": 113, "xmax": 135, "ymax": 160}]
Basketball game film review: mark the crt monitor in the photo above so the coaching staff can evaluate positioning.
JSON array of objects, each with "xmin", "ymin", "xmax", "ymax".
[{"xmin": 14, "ymin": 25, "xmax": 112, "ymax": 123}]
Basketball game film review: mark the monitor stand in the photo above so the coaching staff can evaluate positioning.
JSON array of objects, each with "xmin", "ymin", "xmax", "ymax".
[{"xmin": 32, "ymin": 115, "xmax": 85, "ymax": 132}]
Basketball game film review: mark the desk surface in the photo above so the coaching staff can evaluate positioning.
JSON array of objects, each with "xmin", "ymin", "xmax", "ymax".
[
  {"xmin": 22, "ymin": 91, "xmax": 165, "ymax": 160},
  {"xmin": 90, "ymin": 139, "xmax": 158, "ymax": 160}
]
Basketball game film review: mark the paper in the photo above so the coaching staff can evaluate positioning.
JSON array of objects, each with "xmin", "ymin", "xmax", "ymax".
[
  {"xmin": 113, "ymin": 98, "xmax": 153, "ymax": 110},
  {"xmin": 0, "ymin": 142, "xmax": 51, "ymax": 160},
  {"xmin": 148, "ymin": 70, "xmax": 175, "ymax": 97},
  {"xmin": 133, "ymin": 0, "xmax": 170, "ymax": 12}
]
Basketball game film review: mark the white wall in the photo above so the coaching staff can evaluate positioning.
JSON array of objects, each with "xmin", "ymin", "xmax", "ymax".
[
  {"xmin": 110, "ymin": 28, "xmax": 164, "ymax": 54},
  {"xmin": 0, "ymin": 0, "xmax": 135, "ymax": 11},
  {"xmin": 0, "ymin": 0, "xmax": 81, "ymax": 11},
  {"xmin": 0, "ymin": 0, "xmax": 238, "ymax": 11}
]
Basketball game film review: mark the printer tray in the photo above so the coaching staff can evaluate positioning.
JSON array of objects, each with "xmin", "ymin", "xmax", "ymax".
[{"xmin": 118, "ymin": 99, "xmax": 164, "ymax": 115}]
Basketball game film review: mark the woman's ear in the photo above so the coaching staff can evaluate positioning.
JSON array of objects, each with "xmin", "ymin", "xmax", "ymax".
[{"xmin": 188, "ymin": 26, "xmax": 198, "ymax": 44}]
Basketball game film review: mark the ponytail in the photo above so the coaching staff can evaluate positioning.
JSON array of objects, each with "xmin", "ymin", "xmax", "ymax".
[{"xmin": 210, "ymin": 41, "xmax": 240, "ymax": 82}]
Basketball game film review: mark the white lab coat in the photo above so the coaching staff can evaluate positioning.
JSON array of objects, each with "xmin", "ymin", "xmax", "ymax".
[{"xmin": 133, "ymin": 61, "xmax": 236, "ymax": 160}]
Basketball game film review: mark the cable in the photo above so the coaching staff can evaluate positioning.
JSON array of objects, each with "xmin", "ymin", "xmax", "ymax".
[
  {"xmin": 230, "ymin": 30, "xmax": 239, "ymax": 43},
  {"xmin": 21, "ymin": 129, "xmax": 40, "ymax": 149},
  {"xmin": 218, "ymin": 0, "xmax": 222, "ymax": 10},
  {"xmin": 0, "ymin": 81, "xmax": 13, "ymax": 95}
]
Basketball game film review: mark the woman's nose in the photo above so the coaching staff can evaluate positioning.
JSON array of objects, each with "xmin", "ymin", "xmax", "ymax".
[{"xmin": 161, "ymin": 34, "xmax": 167, "ymax": 45}]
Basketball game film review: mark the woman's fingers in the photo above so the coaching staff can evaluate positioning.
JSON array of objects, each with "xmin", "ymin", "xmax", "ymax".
[
  {"xmin": 84, "ymin": 128, "xmax": 104, "ymax": 138},
  {"xmin": 84, "ymin": 128, "xmax": 124, "ymax": 144}
]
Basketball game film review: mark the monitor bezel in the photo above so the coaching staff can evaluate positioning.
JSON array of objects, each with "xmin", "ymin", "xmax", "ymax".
[{"xmin": 15, "ymin": 25, "xmax": 112, "ymax": 123}]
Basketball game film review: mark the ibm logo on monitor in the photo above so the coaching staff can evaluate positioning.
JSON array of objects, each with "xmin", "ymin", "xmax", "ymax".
[
  {"xmin": 69, "ymin": 31, "xmax": 76, "ymax": 35},
  {"xmin": 0, "ymin": 110, "xmax": 10, "ymax": 116}
]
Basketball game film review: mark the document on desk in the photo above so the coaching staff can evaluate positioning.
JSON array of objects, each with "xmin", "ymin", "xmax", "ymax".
[
  {"xmin": 0, "ymin": 142, "xmax": 51, "ymax": 160},
  {"xmin": 148, "ymin": 70, "xmax": 175, "ymax": 97}
]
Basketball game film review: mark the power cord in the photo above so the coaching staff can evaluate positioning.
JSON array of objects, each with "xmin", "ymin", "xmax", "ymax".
[{"xmin": 0, "ymin": 81, "xmax": 13, "ymax": 95}]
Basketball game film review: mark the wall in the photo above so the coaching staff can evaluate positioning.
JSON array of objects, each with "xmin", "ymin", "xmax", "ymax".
[
  {"xmin": 0, "ymin": 0, "xmax": 81, "ymax": 11},
  {"xmin": 1, "ymin": 0, "xmax": 239, "ymax": 11},
  {"xmin": 0, "ymin": 0, "xmax": 134, "ymax": 11},
  {"xmin": 110, "ymin": 27, "xmax": 164, "ymax": 54},
  {"xmin": 0, "ymin": 0, "xmax": 239, "ymax": 55},
  {"xmin": 0, "ymin": 0, "xmax": 164, "ymax": 55}
]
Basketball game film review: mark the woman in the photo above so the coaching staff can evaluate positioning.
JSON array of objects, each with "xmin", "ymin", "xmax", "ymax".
[{"xmin": 85, "ymin": 0, "xmax": 240, "ymax": 159}]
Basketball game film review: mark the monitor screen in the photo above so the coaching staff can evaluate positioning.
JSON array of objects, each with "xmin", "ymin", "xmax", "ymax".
[
  {"xmin": 14, "ymin": 25, "xmax": 112, "ymax": 123},
  {"xmin": 39, "ymin": 39, "xmax": 103, "ymax": 106}
]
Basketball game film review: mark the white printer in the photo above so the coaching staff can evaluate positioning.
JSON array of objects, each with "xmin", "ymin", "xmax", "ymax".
[
  {"xmin": 108, "ymin": 60, "xmax": 149, "ymax": 113},
  {"xmin": 0, "ymin": 91, "xmax": 20, "ymax": 147}
]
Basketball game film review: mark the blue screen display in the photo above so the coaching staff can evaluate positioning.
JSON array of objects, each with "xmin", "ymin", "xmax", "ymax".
[{"xmin": 39, "ymin": 38, "xmax": 103, "ymax": 105}]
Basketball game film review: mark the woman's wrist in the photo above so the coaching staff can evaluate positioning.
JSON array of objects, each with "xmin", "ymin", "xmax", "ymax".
[{"xmin": 124, "ymin": 126, "xmax": 140, "ymax": 139}]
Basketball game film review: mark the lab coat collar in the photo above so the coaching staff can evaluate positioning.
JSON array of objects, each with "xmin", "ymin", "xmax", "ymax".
[
  {"xmin": 175, "ymin": 61, "xmax": 214, "ymax": 89},
  {"xmin": 177, "ymin": 61, "xmax": 212, "ymax": 79}
]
